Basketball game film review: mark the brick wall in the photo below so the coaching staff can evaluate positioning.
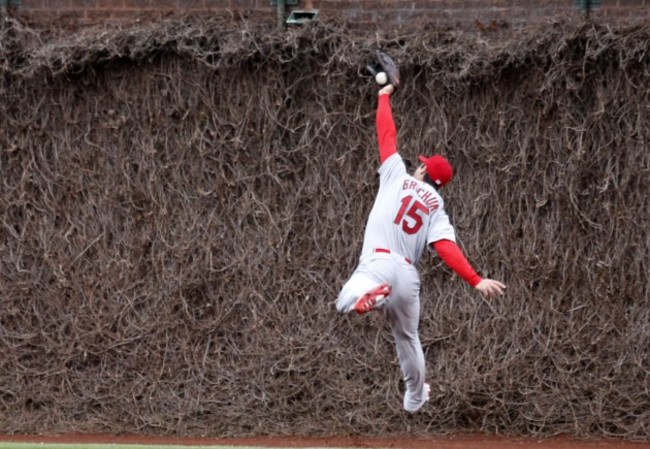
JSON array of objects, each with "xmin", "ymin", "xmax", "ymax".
[{"xmin": 8, "ymin": 0, "xmax": 650, "ymax": 30}]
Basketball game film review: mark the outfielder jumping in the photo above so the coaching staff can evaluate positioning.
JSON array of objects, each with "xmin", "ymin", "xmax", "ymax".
[{"xmin": 336, "ymin": 81, "xmax": 506, "ymax": 413}]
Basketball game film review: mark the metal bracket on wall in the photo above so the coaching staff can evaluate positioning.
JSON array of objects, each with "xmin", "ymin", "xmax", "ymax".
[
  {"xmin": 286, "ymin": 9, "xmax": 319, "ymax": 26},
  {"xmin": 271, "ymin": 0, "xmax": 301, "ymax": 29}
]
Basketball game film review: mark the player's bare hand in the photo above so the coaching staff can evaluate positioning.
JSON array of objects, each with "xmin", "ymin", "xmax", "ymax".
[
  {"xmin": 475, "ymin": 279, "xmax": 506, "ymax": 298},
  {"xmin": 379, "ymin": 84, "xmax": 395, "ymax": 96}
]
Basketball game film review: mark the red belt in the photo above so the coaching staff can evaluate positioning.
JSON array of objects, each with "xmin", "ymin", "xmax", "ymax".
[{"xmin": 374, "ymin": 248, "xmax": 412, "ymax": 264}]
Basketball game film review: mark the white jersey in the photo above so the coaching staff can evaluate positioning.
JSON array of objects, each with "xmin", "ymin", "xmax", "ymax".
[{"xmin": 360, "ymin": 153, "xmax": 456, "ymax": 264}]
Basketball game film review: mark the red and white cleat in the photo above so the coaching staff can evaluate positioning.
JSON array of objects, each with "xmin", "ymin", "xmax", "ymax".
[{"xmin": 353, "ymin": 283, "xmax": 392, "ymax": 315}]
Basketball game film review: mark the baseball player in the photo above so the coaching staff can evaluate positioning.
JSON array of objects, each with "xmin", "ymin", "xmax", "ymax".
[{"xmin": 336, "ymin": 83, "xmax": 506, "ymax": 413}]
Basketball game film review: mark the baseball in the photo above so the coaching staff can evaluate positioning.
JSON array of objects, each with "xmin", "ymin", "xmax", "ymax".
[{"xmin": 375, "ymin": 71, "xmax": 388, "ymax": 85}]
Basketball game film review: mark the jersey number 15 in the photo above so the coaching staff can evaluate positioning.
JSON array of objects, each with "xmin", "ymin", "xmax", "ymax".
[{"xmin": 393, "ymin": 195, "xmax": 429, "ymax": 235}]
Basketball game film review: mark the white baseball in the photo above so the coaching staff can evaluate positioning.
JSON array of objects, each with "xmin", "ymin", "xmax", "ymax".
[{"xmin": 375, "ymin": 72, "xmax": 388, "ymax": 85}]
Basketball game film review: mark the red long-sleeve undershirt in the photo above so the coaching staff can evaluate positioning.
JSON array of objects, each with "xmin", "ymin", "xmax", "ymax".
[
  {"xmin": 376, "ymin": 93, "xmax": 397, "ymax": 163},
  {"xmin": 432, "ymin": 240, "xmax": 482, "ymax": 287}
]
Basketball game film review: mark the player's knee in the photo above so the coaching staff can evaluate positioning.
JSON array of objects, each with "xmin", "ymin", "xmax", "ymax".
[{"xmin": 335, "ymin": 293, "xmax": 352, "ymax": 313}]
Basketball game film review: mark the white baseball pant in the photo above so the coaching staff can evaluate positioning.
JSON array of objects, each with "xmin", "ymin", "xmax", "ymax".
[{"xmin": 336, "ymin": 253, "xmax": 428, "ymax": 413}]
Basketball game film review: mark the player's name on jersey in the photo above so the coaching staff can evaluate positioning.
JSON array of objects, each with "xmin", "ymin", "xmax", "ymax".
[{"xmin": 402, "ymin": 180, "xmax": 439, "ymax": 212}]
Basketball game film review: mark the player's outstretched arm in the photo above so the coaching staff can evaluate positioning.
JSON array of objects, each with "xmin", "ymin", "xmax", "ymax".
[
  {"xmin": 432, "ymin": 239, "xmax": 506, "ymax": 298},
  {"xmin": 376, "ymin": 85, "xmax": 397, "ymax": 163}
]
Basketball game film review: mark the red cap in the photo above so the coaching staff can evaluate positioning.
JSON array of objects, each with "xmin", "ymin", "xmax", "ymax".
[{"xmin": 418, "ymin": 154, "xmax": 453, "ymax": 187}]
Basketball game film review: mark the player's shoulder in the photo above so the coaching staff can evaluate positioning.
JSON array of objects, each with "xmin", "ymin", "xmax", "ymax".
[
  {"xmin": 379, "ymin": 152, "xmax": 403, "ymax": 166},
  {"xmin": 378, "ymin": 153, "xmax": 407, "ymax": 175}
]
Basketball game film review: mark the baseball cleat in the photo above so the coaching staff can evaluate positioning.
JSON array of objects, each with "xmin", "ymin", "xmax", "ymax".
[{"xmin": 353, "ymin": 283, "xmax": 392, "ymax": 315}]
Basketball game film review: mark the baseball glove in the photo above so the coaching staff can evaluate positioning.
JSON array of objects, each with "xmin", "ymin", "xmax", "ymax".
[{"xmin": 365, "ymin": 51, "xmax": 401, "ymax": 89}]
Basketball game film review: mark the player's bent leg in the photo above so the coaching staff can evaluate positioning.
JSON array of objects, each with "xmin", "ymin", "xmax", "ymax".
[
  {"xmin": 336, "ymin": 288, "xmax": 358, "ymax": 313},
  {"xmin": 336, "ymin": 266, "xmax": 390, "ymax": 314},
  {"xmin": 336, "ymin": 280, "xmax": 373, "ymax": 313}
]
